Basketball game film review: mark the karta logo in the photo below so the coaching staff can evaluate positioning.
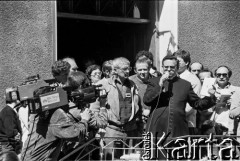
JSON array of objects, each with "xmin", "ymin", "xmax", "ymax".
[{"xmin": 142, "ymin": 132, "xmax": 239, "ymax": 160}]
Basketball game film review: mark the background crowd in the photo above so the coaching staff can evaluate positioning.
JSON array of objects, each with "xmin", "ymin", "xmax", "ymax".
[{"xmin": 1, "ymin": 49, "xmax": 240, "ymax": 160}]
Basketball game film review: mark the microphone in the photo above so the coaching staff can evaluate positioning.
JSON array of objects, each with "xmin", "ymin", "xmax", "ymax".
[{"xmin": 165, "ymin": 71, "xmax": 170, "ymax": 80}]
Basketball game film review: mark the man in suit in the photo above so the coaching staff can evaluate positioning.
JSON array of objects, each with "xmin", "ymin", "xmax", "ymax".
[{"xmin": 143, "ymin": 55, "xmax": 216, "ymax": 159}]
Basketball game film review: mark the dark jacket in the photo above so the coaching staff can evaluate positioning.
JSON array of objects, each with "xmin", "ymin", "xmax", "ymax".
[
  {"xmin": 143, "ymin": 76, "xmax": 216, "ymax": 138},
  {"xmin": 129, "ymin": 74, "xmax": 151, "ymax": 111},
  {"xmin": 0, "ymin": 105, "xmax": 22, "ymax": 153},
  {"xmin": 0, "ymin": 105, "xmax": 22, "ymax": 142},
  {"xmin": 21, "ymin": 107, "xmax": 88, "ymax": 161}
]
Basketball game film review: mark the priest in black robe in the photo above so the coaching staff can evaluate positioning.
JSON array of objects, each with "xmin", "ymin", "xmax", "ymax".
[{"xmin": 143, "ymin": 55, "xmax": 216, "ymax": 159}]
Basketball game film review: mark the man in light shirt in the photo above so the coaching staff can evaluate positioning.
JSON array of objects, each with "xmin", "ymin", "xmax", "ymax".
[
  {"xmin": 174, "ymin": 49, "xmax": 202, "ymax": 134},
  {"xmin": 210, "ymin": 65, "xmax": 240, "ymax": 135}
]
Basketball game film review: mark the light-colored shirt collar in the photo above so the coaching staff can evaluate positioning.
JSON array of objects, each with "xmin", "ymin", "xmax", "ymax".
[
  {"xmin": 215, "ymin": 82, "xmax": 231, "ymax": 89},
  {"xmin": 7, "ymin": 103, "xmax": 15, "ymax": 109},
  {"xmin": 179, "ymin": 69, "xmax": 190, "ymax": 78}
]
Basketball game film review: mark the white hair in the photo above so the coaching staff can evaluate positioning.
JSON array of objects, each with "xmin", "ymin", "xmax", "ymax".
[
  {"xmin": 112, "ymin": 57, "xmax": 130, "ymax": 69},
  {"xmin": 62, "ymin": 57, "xmax": 75, "ymax": 62}
]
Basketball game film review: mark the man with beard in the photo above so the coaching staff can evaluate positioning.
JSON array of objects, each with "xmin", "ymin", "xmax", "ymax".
[
  {"xmin": 143, "ymin": 55, "xmax": 216, "ymax": 159},
  {"xmin": 97, "ymin": 57, "xmax": 141, "ymax": 160}
]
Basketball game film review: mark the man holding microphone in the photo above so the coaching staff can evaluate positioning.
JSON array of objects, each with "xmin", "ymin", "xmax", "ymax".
[{"xmin": 143, "ymin": 55, "xmax": 216, "ymax": 152}]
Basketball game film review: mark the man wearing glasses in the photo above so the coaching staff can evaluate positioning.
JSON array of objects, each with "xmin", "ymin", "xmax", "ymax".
[
  {"xmin": 97, "ymin": 57, "xmax": 141, "ymax": 160},
  {"xmin": 143, "ymin": 55, "xmax": 216, "ymax": 159},
  {"xmin": 210, "ymin": 65, "xmax": 240, "ymax": 135}
]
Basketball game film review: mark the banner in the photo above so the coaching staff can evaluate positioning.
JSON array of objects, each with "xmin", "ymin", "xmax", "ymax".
[{"xmin": 149, "ymin": 0, "xmax": 178, "ymax": 73}]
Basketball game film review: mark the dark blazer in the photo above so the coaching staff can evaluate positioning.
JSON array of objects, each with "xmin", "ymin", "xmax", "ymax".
[{"xmin": 143, "ymin": 76, "xmax": 215, "ymax": 138}]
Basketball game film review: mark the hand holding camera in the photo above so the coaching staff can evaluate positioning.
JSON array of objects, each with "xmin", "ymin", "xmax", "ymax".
[
  {"xmin": 98, "ymin": 88, "xmax": 107, "ymax": 107},
  {"xmin": 80, "ymin": 108, "xmax": 91, "ymax": 121}
]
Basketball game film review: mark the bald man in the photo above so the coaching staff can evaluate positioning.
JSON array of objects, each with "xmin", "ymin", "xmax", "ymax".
[
  {"xmin": 63, "ymin": 57, "xmax": 78, "ymax": 72},
  {"xmin": 190, "ymin": 62, "xmax": 203, "ymax": 76}
]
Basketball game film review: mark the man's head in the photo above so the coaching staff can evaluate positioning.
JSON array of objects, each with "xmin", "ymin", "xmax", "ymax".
[
  {"xmin": 52, "ymin": 60, "xmax": 70, "ymax": 84},
  {"xmin": 162, "ymin": 55, "xmax": 179, "ymax": 79},
  {"xmin": 214, "ymin": 65, "xmax": 232, "ymax": 88},
  {"xmin": 102, "ymin": 60, "xmax": 113, "ymax": 78},
  {"xmin": 62, "ymin": 57, "xmax": 78, "ymax": 72},
  {"xmin": 67, "ymin": 71, "xmax": 90, "ymax": 90},
  {"xmin": 173, "ymin": 49, "xmax": 191, "ymax": 74},
  {"xmin": 198, "ymin": 68, "xmax": 213, "ymax": 84},
  {"xmin": 5, "ymin": 87, "xmax": 20, "ymax": 105},
  {"xmin": 113, "ymin": 57, "xmax": 131, "ymax": 81},
  {"xmin": 134, "ymin": 57, "xmax": 151, "ymax": 81},
  {"xmin": 135, "ymin": 50, "xmax": 153, "ymax": 66},
  {"xmin": 190, "ymin": 62, "xmax": 203, "ymax": 76},
  {"xmin": 85, "ymin": 64, "xmax": 102, "ymax": 84}
]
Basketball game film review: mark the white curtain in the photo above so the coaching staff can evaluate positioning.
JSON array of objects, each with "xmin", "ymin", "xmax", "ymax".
[{"xmin": 149, "ymin": 0, "xmax": 178, "ymax": 73}]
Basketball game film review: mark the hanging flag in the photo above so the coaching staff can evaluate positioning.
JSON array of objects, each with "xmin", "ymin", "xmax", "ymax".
[
  {"xmin": 133, "ymin": 3, "xmax": 140, "ymax": 18},
  {"xmin": 149, "ymin": 0, "xmax": 178, "ymax": 73}
]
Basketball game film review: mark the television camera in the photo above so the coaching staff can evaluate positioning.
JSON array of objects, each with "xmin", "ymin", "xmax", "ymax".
[{"xmin": 6, "ymin": 75, "xmax": 103, "ymax": 114}]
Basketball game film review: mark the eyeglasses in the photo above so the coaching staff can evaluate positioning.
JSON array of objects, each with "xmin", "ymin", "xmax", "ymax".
[
  {"xmin": 163, "ymin": 66, "xmax": 176, "ymax": 70},
  {"xmin": 91, "ymin": 72, "xmax": 102, "ymax": 77},
  {"xmin": 216, "ymin": 73, "xmax": 228, "ymax": 78},
  {"xmin": 118, "ymin": 67, "xmax": 132, "ymax": 72}
]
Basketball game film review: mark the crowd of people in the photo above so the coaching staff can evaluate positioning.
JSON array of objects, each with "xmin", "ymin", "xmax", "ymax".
[{"xmin": 0, "ymin": 49, "xmax": 240, "ymax": 160}]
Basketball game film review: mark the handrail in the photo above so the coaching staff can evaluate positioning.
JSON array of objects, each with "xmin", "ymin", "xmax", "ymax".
[
  {"xmin": 59, "ymin": 135, "xmax": 240, "ymax": 161},
  {"xmin": 59, "ymin": 137, "xmax": 97, "ymax": 161}
]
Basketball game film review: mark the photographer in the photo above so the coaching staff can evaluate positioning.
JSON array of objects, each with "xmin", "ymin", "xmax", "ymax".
[
  {"xmin": 67, "ymin": 71, "xmax": 107, "ymax": 129},
  {"xmin": 0, "ymin": 88, "xmax": 22, "ymax": 155},
  {"xmin": 21, "ymin": 86, "xmax": 91, "ymax": 161},
  {"xmin": 58, "ymin": 71, "xmax": 107, "ymax": 160}
]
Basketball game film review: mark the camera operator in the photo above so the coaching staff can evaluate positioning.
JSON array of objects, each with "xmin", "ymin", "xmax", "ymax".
[
  {"xmin": 53, "ymin": 71, "xmax": 107, "ymax": 160},
  {"xmin": 21, "ymin": 86, "xmax": 91, "ymax": 161},
  {"xmin": 67, "ymin": 71, "xmax": 107, "ymax": 129},
  {"xmin": 0, "ymin": 88, "xmax": 22, "ymax": 155},
  {"xmin": 63, "ymin": 71, "xmax": 108, "ymax": 160}
]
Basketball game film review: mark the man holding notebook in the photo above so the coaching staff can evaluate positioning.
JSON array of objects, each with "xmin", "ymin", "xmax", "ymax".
[{"xmin": 209, "ymin": 65, "xmax": 240, "ymax": 135}]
